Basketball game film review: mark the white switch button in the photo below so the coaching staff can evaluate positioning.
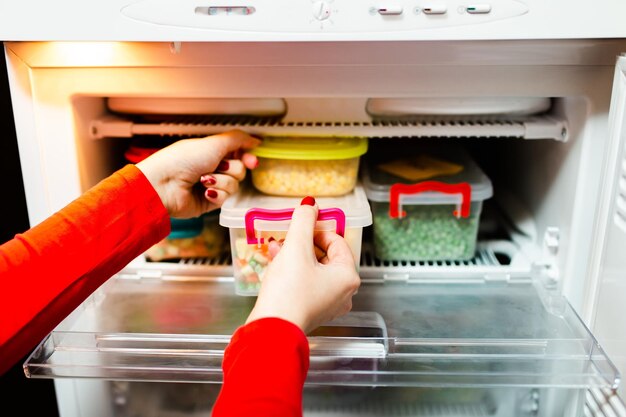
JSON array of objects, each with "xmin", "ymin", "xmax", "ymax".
[
  {"xmin": 422, "ymin": 5, "xmax": 447, "ymax": 14},
  {"xmin": 466, "ymin": 4, "xmax": 491, "ymax": 13},
  {"xmin": 378, "ymin": 6, "xmax": 403, "ymax": 15}
]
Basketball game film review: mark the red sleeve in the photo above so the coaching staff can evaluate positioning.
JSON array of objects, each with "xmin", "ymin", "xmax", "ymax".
[
  {"xmin": 0, "ymin": 164, "xmax": 170, "ymax": 375},
  {"xmin": 212, "ymin": 318, "xmax": 310, "ymax": 417}
]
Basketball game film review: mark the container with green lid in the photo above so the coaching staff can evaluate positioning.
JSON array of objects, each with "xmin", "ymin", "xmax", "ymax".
[{"xmin": 250, "ymin": 136, "xmax": 368, "ymax": 197}]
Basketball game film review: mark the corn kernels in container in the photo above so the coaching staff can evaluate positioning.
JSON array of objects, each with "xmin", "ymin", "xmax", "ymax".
[{"xmin": 251, "ymin": 157, "xmax": 360, "ymax": 197}]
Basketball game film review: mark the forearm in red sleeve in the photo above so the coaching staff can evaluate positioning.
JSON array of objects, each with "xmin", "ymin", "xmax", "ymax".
[
  {"xmin": 0, "ymin": 164, "xmax": 170, "ymax": 375},
  {"xmin": 212, "ymin": 318, "xmax": 310, "ymax": 417}
]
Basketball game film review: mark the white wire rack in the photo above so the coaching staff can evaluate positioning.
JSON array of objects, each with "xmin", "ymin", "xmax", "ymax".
[
  {"xmin": 90, "ymin": 114, "xmax": 568, "ymax": 141},
  {"xmin": 121, "ymin": 239, "xmax": 532, "ymax": 284}
]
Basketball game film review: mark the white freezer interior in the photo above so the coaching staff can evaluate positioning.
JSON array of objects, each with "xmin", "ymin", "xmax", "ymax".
[{"xmin": 5, "ymin": 40, "xmax": 626, "ymax": 417}]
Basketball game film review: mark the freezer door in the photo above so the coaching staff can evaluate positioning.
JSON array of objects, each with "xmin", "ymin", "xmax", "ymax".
[
  {"xmin": 24, "ymin": 276, "xmax": 619, "ymax": 386},
  {"xmin": 23, "ymin": 275, "xmax": 625, "ymax": 417},
  {"xmin": 586, "ymin": 55, "xmax": 626, "ymax": 404}
]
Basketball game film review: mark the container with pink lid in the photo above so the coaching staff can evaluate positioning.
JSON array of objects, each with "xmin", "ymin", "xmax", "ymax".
[{"xmin": 220, "ymin": 184, "xmax": 372, "ymax": 296}]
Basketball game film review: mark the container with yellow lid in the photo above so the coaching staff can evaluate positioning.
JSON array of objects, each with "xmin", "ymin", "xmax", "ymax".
[{"xmin": 250, "ymin": 136, "xmax": 368, "ymax": 197}]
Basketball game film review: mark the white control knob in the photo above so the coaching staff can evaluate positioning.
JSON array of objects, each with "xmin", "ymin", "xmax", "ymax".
[{"xmin": 312, "ymin": 1, "xmax": 331, "ymax": 20}]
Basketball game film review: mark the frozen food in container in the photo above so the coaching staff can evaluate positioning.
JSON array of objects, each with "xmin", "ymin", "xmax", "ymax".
[
  {"xmin": 362, "ymin": 148, "xmax": 493, "ymax": 261},
  {"xmin": 145, "ymin": 212, "xmax": 228, "ymax": 261},
  {"xmin": 220, "ymin": 183, "xmax": 372, "ymax": 295},
  {"xmin": 249, "ymin": 136, "xmax": 368, "ymax": 197}
]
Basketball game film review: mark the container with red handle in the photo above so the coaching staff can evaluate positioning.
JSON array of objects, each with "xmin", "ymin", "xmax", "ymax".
[{"xmin": 362, "ymin": 147, "xmax": 493, "ymax": 262}]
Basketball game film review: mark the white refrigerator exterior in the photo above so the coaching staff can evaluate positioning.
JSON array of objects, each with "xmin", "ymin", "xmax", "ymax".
[{"xmin": 1, "ymin": 0, "xmax": 626, "ymax": 41}]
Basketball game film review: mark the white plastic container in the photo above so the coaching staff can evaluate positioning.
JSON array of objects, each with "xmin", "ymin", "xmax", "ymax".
[
  {"xmin": 220, "ymin": 183, "xmax": 372, "ymax": 295},
  {"xmin": 363, "ymin": 148, "xmax": 493, "ymax": 262}
]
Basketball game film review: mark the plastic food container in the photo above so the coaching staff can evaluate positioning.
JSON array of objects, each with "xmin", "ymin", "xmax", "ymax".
[
  {"xmin": 250, "ymin": 137, "xmax": 368, "ymax": 197},
  {"xmin": 220, "ymin": 183, "xmax": 372, "ymax": 295},
  {"xmin": 169, "ymin": 216, "xmax": 204, "ymax": 239},
  {"xmin": 363, "ymin": 148, "xmax": 493, "ymax": 262},
  {"xmin": 145, "ymin": 212, "xmax": 228, "ymax": 261}
]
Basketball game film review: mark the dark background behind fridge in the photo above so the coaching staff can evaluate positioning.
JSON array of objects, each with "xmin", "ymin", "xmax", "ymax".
[{"xmin": 0, "ymin": 49, "xmax": 59, "ymax": 416}]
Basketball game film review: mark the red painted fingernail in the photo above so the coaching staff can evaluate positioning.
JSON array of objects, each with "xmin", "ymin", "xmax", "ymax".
[
  {"xmin": 300, "ymin": 196, "xmax": 315, "ymax": 206},
  {"xmin": 217, "ymin": 160, "xmax": 230, "ymax": 171},
  {"xmin": 201, "ymin": 175, "xmax": 216, "ymax": 185},
  {"xmin": 205, "ymin": 189, "xmax": 218, "ymax": 199},
  {"xmin": 268, "ymin": 237, "xmax": 275, "ymax": 242}
]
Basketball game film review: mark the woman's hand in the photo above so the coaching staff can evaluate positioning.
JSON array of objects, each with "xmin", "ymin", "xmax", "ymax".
[
  {"xmin": 245, "ymin": 197, "xmax": 361, "ymax": 334},
  {"xmin": 136, "ymin": 130, "xmax": 260, "ymax": 218}
]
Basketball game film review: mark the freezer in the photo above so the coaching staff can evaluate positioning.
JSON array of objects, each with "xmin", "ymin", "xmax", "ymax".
[
  {"xmin": 23, "ymin": 269, "xmax": 620, "ymax": 416},
  {"xmin": 3, "ymin": 2, "xmax": 626, "ymax": 416}
]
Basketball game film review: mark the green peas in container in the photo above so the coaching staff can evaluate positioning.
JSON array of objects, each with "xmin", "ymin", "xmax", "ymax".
[{"xmin": 363, "ymin": 149, "xmax": 493, "ymax": 262}]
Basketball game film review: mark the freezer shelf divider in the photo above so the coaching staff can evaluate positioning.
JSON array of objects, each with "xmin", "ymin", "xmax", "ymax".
[{"xmin": 89, "ymin": 114, "xmax": 569, "ymax": 141}]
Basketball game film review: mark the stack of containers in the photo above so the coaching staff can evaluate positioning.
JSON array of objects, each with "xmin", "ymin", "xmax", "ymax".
[
  {"xmin": 124, "ymin": 139, "xmax": 228, "ymax": 261},
  {"xmin": 221, "ymin": 136, "xmax": 371, "ymax": 295},
  {"xmin": 362, "ymin": 146, "xmax": 493, "ymax": 262}
]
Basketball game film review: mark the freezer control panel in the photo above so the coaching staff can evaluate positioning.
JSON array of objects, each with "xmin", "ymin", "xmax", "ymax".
[{"xmin": 121, "ymin": 0, "xmax": 528, "ymax": 32}]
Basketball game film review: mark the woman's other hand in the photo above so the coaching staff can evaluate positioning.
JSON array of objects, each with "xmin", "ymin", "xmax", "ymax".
[
  {"xmin": 245, "ymin": 197, "xmax": 361, "ymax": 334},
  {"xmin": 136, "ymin": 130, "xmax": 260, "ymax": 218}
]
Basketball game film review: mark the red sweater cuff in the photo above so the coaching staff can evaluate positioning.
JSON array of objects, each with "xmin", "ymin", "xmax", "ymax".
[{"xmin": 212, "ymin": 318, "xmax": 309, "ymax": 417}]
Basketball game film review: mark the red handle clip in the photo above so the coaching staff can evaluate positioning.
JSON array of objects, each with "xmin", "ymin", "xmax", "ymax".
[
  {"xmin": 245, "ymin": 207, "xmax": 346, "ymax": 244},
  {"xmin": 389, "ymin": 181, "xmax": 472, "ymax": 219}
]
